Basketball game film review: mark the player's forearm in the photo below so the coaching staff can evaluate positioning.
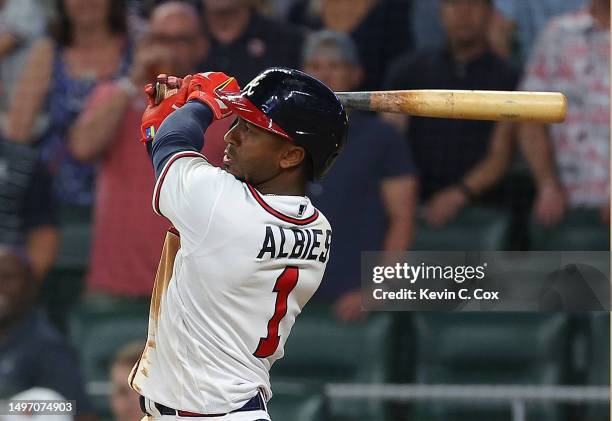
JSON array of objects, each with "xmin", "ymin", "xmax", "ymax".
[
  {"xmin": 519, "ymin": 123, "xmax": 560, "ymax": 189},
  {"xmin": 69, "ymin": 89, "xmax": 132, "ymax": 162},
  {"xmin": 150, "ymin": 101, "xmax": 213, "ymax": 178}
]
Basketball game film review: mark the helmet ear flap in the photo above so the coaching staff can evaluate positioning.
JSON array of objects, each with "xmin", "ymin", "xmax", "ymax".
[
  {"xmin": 303, "ymin": 152, "xmax": 315, "ymax": 181},
  {"xmin": 316, "ymin": 150, "xmax": 341, "ymax": 180}
]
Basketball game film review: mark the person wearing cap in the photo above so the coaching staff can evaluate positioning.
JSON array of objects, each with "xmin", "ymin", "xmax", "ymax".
[
  {"xmin": 302, "ymin": 30, "xmax": 418, "ymax": 322},
  {"xmin": 0, "ymin": 247, "xmax": 93, "ymax": 420},
  {"xmin": 385, "ymin": 0, "xmax": 517, "ymax": 228}
]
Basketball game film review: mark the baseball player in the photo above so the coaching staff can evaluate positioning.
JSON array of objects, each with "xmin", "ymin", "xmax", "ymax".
[{"xmin": 129, "ymin": 68, "xmax": 347, "ymax": 420}]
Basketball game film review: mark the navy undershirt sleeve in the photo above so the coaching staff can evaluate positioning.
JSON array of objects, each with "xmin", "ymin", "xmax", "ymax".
[{"xmin": 149, "ymin": 101, "xmax": 214, "ymax": 178}]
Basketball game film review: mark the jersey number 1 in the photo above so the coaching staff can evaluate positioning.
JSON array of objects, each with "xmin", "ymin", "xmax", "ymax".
[{"xmin": 254, "ymin": 266, "xmax": 299, "ymax": 358}]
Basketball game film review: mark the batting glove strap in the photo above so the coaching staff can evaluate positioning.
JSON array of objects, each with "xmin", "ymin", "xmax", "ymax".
[{"xmin": 187, "ymin": 90, "xmax": 232, "ymax": 120}]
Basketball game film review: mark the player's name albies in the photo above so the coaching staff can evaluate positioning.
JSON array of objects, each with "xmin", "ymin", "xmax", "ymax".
[{"xmin": 257, "ymin": 226, "xmax": 331, "ymax": 262}]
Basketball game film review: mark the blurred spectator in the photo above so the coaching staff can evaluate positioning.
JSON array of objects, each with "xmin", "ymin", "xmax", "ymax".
[
  {"xmin": 489, "ymin": 0, "xmax": 585, "ymax": 65},
  {"xmin": 5, "ymin": 0, "xmax": 132, "ymax": 208},
  {"xmin": 0, "ymin": 137, "xmax": 58, "ymax": 279},
  {"xmin": 0, "ymin": 247, "xmax": 93, "ymax": 420},
  {"xmin": 134, "ymin": 0, "xmax": 201, "ymax": 18},
  {"xmin": 264, "ymin": 0, "xmax": 297, "ymax": 18},
  {"xmin": 69, "ymin": 1, "xmax": 207, "ymax": 298},
  {"xmin": 304, "ymin": 31, "xmax": 417, "ymax": 322},
  {"xmin": 289, "ymin": 0, "xmax": 412, "ymax": 90},
  {"xmin": 0, "ymin": 0, "xmax": 50, "ymax": 114},
  {"xmin": 410, "ymin": 0, "xmax": 446, "ymax": 51},
  {"xmin": 198, "ymin": 0, "xmax": 304, "ymax": 85},
  {"xmin": 109, "ymin": 342, "xmax": 143, "ymax": 421},
  {"xmin": 385, "ymin": 0, "xmax": 517, "ymax": 227},
  {"xmin": 519, "ymin": 0, "xmax": 610, "ymax": 227}
]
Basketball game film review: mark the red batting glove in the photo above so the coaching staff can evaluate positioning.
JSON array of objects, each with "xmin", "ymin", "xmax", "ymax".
[
  {"xmin": 140, "ymin": 74, "xmax": 192, "ymax": 143},
  {"xmin": 186, "ymin": 72, "xmax": 240, "ymax": 120}
]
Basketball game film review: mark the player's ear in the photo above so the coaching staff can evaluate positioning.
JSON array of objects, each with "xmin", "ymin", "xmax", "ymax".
[{"xmin": 279, "ymin": 145, "xmax": 306, "ymax": 171}]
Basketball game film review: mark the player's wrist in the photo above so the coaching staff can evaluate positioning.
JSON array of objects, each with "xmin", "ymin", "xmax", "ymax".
[{"xmin": 187, "ymin": 91, "xmax": 230, "ymax": 120}]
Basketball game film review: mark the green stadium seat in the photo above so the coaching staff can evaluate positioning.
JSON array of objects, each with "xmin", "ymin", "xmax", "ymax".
[
  {"xmin": 268, "ymin": 381, "xmax": 325, "ymax": 421},
  {"xmin": 271, "ymin": 303, "xmax": 394, "ymax": 420},
  {"xmin": 410, "ymin": 313, "xmax": 569, "ymax": 421},
  {"xmin": 69, "ymin": 298, "xmax": 150, "ymax": 419},
  {"xmin": 413, "ymin": 207, "xmax": 511, "ymax": 251},
  {"xmin": 41, "ymin": 204, "xmax": 93, "ymax": 332},
  {"xmin": 584, "ymin": 313, "xmax": 610, "ymax": 421},
  {"xmin": 530, "ymin": 209, "xmax": 610, "ymax": 251}
]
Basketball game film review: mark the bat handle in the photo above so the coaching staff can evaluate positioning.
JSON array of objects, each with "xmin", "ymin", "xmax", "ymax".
[{"xmin": 154, "ymin": 82, "xmax": 166, "ymax": 106}]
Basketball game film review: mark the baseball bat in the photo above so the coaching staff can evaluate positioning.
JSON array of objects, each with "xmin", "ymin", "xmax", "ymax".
[
  {"xmin": 335, "ymin": 90, "xmax": 567, "ymax": 123},
  {"xmin": 155, "ymin": 83, "xmax": 567, "ymax": 123}
]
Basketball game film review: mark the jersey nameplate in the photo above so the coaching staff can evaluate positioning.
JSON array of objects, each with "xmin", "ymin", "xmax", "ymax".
[{"xmin": 257, "ymin": 225, "xmax": 331, "ymax": 262}]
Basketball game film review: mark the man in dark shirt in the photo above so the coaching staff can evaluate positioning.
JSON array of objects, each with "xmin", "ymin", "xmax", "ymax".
[
  {"xmin": 385, "ymin": 0, "xmax": 517, "ymax": 227},
  {"xmin": 304, "ymin": 31, "xmax": 418, "ymax": 322},
  {"xmin": 0, "ymin": 247, "xmax": 93, "ymax": 420},
  {"xmin": 288, "ymin": 0, "xmax": 413, "ymax": 90},
  {"xmin": 198, "ymin": 0, "xmax": 304, "ymax": 84},
  {"xmin": 0, "ymin": 139, "xmax": 58, "ymax": 278}
]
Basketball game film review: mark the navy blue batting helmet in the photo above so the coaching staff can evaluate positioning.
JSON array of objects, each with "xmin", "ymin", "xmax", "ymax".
[{"xmin": 216, "ymin": 67, "xmax": 348, "ymax": 180}]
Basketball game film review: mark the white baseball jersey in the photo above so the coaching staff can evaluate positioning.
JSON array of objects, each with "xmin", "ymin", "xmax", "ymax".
[{"xmin": 129, "ymin": 151, "xmax": 332, "ymax": 415}]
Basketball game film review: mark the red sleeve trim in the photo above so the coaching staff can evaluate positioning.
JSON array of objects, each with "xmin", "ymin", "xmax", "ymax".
[
  {"xmin": 247, "ymin": 184, "xmax": 319, "ymax": 226},
  {"xmin": 152, "ymin": 151, "xmax": 206, "ymax": 216}
]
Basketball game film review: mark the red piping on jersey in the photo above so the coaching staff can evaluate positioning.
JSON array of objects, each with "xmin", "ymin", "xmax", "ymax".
[
  {"xmin": 247, "ymin": 184, "xmax": 319, "ymax": 226},
  {"xmin": 153, "ymin": 151, "xmax": 205, "ymax": 216}
]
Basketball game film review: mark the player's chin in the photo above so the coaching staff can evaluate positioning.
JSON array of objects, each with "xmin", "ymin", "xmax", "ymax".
[{"xmin": 223, "ymin": 164, "xmax": 244, "ymax": 180}]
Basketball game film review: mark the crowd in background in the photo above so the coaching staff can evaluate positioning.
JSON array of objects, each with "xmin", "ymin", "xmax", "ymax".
[{"xmin": 0, "ymin": 0, "xmax": 609, "ymax": 420}]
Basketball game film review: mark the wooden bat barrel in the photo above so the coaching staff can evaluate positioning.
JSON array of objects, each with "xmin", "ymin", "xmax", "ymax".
[{"xmin": 335, "ymin": 90, "xmax": 568, "ymax": 123}]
